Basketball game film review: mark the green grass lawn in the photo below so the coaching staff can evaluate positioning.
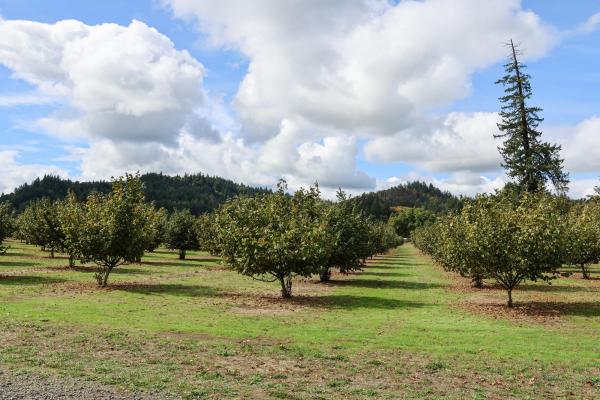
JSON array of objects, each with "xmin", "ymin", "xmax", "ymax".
[{"xmin": 0, "ymin": 239, "xmax": 598, "ymax": 399}]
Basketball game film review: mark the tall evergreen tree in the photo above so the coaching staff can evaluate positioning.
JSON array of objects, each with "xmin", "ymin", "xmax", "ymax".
[{"xmin": 495, "ymin": 40, "xmax": 569, "ymax": 193}]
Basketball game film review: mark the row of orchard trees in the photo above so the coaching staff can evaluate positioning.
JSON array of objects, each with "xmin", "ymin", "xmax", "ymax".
[
  {"xmin": 212, "ymin": 181, "xmax": 400, "ymax": 297},
  {"xmin": 2, "ymin": 175, "xmax": 401, "ymax": 296},
  {"xmin": 412, "ymin": 188, "xmax": 600, "ymax": 307}
]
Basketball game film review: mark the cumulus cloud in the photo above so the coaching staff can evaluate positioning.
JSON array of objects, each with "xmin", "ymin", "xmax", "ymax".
[
  {"xmin": 0, "ymin": 150, "xmax": 69, "ymax": 194},
  {"xmin": 364, "ymin": 112, "xmax": 503, "ymax": 173},
  {"xmin": 548, "ymin": 117, "xmax": 600, "ymax": 173},
  {"xmin": 3, "ymin": 2, "xmax": 597, "ymax": 198},
  {"xmin": 0, "ymin": 19, "xmax": 206, "ymax": 143},
  {"xmin": 165, "ymin": 0, "xmax": 556, "ymax": 141}
]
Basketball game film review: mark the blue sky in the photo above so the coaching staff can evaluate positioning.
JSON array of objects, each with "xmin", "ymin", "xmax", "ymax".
[{"xmin": 0, "ymin": 0, "xmax": 599, "ymax": 197}]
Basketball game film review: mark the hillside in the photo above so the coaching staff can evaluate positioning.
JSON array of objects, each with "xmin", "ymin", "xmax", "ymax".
[
  {"xmin": 0, "ymin": 173, "xmax": 270, "ymax": 214},
  {"xmin": 350, "ymin": 181, "xmax": 462, "ymax": 219}
]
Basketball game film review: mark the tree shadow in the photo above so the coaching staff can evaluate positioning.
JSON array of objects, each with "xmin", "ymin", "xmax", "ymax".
[
  {"xmin": 359, "ymin": 271, "xmax": 409, "ymax": 278},
  {"xmin": 518, "ymin": 284, "xmax": 597, "ymax": 293},
  {"xmin": 0, "ymin": 261, "xmax": 40, "ymax": 268},
  {"xmin": 328, "ymin": 278, "xmax": 443, "ymax": 290},
  {"xmin": 515, "ymin": 301, "xmax": 600, "ymax": 318},
  {"xmin": 110, "ymin": 283, "xmax": 219, "ymax": 298},
  {"xmin": 289, "ymin": 294, "xmax": 427, "ymax": 310},
  {"xmin": 0, "ymin": 275, "xmax": 67, "ymax": 285},
  {"xmin": 45, "ymin": 265, "xmax": 153, "ymax": 275}
]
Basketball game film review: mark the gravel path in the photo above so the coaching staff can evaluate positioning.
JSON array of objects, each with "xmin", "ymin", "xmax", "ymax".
[{"xmin": 0, "ymin": 369, "xmax": 178, "ymax": 400}]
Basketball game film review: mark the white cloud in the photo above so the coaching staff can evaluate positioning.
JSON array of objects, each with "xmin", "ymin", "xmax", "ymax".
[
  {"xmin": 165, "ymin": 0, "xmax": 556, "ymax": 141},
  {"xmin": 0, "ymin": 150, "xmax": 69, "ymax": 194},
  {"xmin": 548, "ymin": 117, "xmax": 600, "ymax": 173},
  {"xmin": 3, "ymin": 3, "xmax": 598, "ymax": 199},
  {"xmin": 364, "ymin": 112, "xmax": 503, "ymax": 173},
  {"xmin": 0, "ymin": 92, "xmax": 56, "ymax": 107},
  {"xmin": 0, "ymin": 19, "xmax": 206, "ymax": 144}
]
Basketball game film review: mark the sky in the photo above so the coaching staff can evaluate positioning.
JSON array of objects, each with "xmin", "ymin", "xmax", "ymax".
[{"xmin": 0, "ymin": 0, "xmax": 599, "ymax": 198}]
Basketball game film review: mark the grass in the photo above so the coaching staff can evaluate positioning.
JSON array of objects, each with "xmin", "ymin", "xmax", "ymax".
[{"xmin": 0, "ymin": 238, "xmax": 598, "ymax": 399}]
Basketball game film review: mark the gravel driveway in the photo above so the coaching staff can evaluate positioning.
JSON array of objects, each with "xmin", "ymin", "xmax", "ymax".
[{"xmin": 0, "ymin": 369, "xmax": 178, "ymax": 400}]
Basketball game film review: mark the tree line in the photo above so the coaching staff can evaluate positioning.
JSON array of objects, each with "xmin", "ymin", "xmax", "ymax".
[
  {"xmin": 0, "ymin": 175, "xmax": 401, "ymax": 297},
  {"xmin": 0, "ymin": 173, "xmax": 270, "ymax": 214}
]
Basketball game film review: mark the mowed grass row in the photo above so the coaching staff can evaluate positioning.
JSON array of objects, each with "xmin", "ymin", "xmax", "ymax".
[{"xmin": 0, "ymin": 239, "xmax": 598, "ymax": 399}]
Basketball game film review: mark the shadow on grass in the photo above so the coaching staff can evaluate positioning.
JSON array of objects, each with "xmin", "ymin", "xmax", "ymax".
[
  {"xmin": 518, "ymin": 284, "xmax": 597, "ymax": 293},
  {"xmin": 328, "ymin": 278, "xmax": 442, "ymax": 290},
  {"xmin": 0, "ymin": 261, "xmax": 40, "ymax": 268},
  {"xmin": 141, "ymin": 258, "xmax": 220, "ymax": 267},
  {"xmin": 0, "ymin": 275, "xmax": 67, "ymax": 285},
  {"xmin": 45, "ymin": 265, "xmax": 154, "ymax": 275},
  {"xmin": 359, "ymin": 271, "xmax": 409, "ymax": 278},
  {"xmin": 110, "ymin": 283, "xmax": 219, "ymax": 297},
  {"xmin": 514, "ymin": 301, "xmax": 600, "ymax": 318},
  {"xmin": 290, "ymin": 294, "xmax": 427, "ymax": 310}
]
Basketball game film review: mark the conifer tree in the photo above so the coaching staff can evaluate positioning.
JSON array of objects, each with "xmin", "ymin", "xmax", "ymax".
[{"xmin": 495, "ymin": 40, "xmax": 569, "ymax": 193}]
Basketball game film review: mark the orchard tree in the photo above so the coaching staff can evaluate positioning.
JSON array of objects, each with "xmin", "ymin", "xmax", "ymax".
[
  {"xmin": 78, "ymin": 174, "xmax": 149, "ymax": 287},
  {"xmin": 388, "ymin": 207, "xmax": 436, "ymax": 238},
  {"xmin": 57, "ymin": 192, "xmax": 85, "ymax": 268},
  {"xmin": 164, "ymin": 209, "xmax": 199, "ymax": 260},
  {"xmin": 564, "ymin": 201, "xmax": 600, "ymax": 279},
  {"xmin": 495, "ymin": 40, "xmax": 569, "ymax": 193},
  {"xmin": 17, "ymin": 198, "xmax": 65, "ymax": 257},
  {"xmin": 0, "ymin": 202, "xmax": 15, "ymax": 254},
  {"xmin": 197, "ymin": 213, "xmax": 220, "ymax": 256},
  {"xmin": 367, "ymin": 221, "xmax": 402, "ymax": 257},
  {"xmin": 318, "ymin": 190, "xmax": 372, "ymax": 282},
  {"xmin": 143, "ymin": 206, "xmax": 167, "ymax": 253},
  {"xmin": 425, "ymin": 191, "xmax": 566, "ymax": 307},
  {"xmin": 214, "ymin": 181, "xmax": 329, "ymax": 298}
]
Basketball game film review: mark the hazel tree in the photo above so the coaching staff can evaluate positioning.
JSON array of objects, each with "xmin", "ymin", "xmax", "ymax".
[
  {"xmin": 214, "ymin": 180, "xmax": 329, "ymax": 298},
  {"xmin": 197, "ymin": 213, "xmax": 220, "ymax": 256},
  {"xmin": 388, "ymin": 207, "xmax": 436, "ymax": 238},
  {"xmin": 17, "ymin": 198, "xmax": 65, "ymax": 257},
  {"xmin": 0, "ymin": 202, "xmax": 15, "ymax": 254},
  {"xmin": 564, "ymin": 201, "xmax": 600, "ymax": 279},
  {"xmin": 143, "ymin": 206, "xmax": 168, "ymax": 253},
  {"xmin": 164, "ymin": 209, "xmax": 199, "ymax": 260},
  {"xmin": 57, "ymin": 192, "xmax": 85, "ymax": 268},
  {"xmin": 318, "ymin": 190, "xmax": 373, "ymax": 282},
  {"xmin": 78, "ymin": 174, "xmax": 149, "ymax": 287}
]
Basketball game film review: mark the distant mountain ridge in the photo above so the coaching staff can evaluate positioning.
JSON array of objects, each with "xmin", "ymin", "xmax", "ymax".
[
  {"xmin": 349, "ymin": 181, "xmax": 463, "ymax": 219},
  {"xmin": 0, "ymin": 173, "xmax": 270, "ymax": 215},
  {"xmin": 1, "ymin": 175, "xmax": 461, "ymax": 218}
]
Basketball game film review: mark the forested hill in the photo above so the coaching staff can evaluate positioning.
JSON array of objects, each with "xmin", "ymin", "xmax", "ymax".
[
  {"xmin": 0, "ymin": 173, "xmax": 270, "ymax": 214},
  {"xmin": 349, "ymin": 181, "xmax": 463, "ymax": 220}
]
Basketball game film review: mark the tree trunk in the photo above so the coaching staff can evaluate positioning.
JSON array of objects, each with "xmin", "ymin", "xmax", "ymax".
[
  {"xmin": 68, "ymin": 254, "xmax": 74, "ymax": 268},
  {"xmin": 507, "ymin": 288, "xmax": 513, "ymax": 308},
  {"xmin": 472, "ymin": 275, "xmax": 484, "ymax": 288},
  {"xmin": 101, "ymin": 264, "xmax": 114, "ymax": 287},
  {"xmin": 319, "ymin": 268, "xmax": 331, "ymax": 282},
  {"xmin": 50, "ymin": 249, "xmax": 55, "ymax": 258},
  {"xmin": 581, "ymin": 263, "xmax": 590, "ymax": 279},
  {"xmin": 279, "ymin": 274, "xmax": 293, "ymax": 298},
  {"xmin": 179, "ymin": 249, "xmax": 186, "ymax": 260}
]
